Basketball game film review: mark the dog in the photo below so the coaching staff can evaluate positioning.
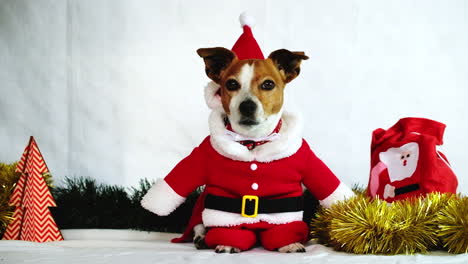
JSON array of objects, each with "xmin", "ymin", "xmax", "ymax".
[
  {"xmin": 194, "ymin": 47, "xmax": 309, "ymax": 253},
  {"xmin": 141, "ymin": 46, "xmax": 354, "ymax": 253}
]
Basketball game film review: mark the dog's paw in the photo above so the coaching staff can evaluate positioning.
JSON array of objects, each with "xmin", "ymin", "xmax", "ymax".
[
  {"xmin": 193, "ymin": 224, "xmax": 208, "ymax": 250},
  {"xmin": 214, "ymin": 245, "xmax": 241, "ymax": 254},
  {"xmin": 278, "ymin": 242, "xmax": 306, "ymax": 253},
  {"xmin": 194, "ymin": 234, "xmax": 209, "ymax": 249}
]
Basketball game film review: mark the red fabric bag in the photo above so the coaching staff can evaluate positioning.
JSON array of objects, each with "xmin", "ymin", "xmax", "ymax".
[{"xmin": 368, "ymin": 118, "xmax": 458, "ymax": 202}]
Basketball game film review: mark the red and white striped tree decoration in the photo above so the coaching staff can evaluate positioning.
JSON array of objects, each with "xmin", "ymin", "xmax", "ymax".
[{"xmin": 2, "ymin": 136, "xmax": 63, "ymax": 242}]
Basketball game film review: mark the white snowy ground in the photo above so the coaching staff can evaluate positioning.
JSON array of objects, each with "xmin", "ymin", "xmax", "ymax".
[{"xmin": 1, "ymin": 229, "xmax": 467, "ymax": 264}]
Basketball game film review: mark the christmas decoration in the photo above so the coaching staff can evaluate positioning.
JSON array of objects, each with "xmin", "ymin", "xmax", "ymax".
[
  {"xmin": 310, "ymin": 117, "xmax": 465, "ymax": 255},
  {"xmin": 310, "ymin": 192, "xmax": 467, "ymax": 254},
  {"xmin": 369, "ymin": 118, "xmax": 458, "ymax": 202},
  {"xmin": 1, "ymin": 162, "xmax": 54, "ymax": 239},
  {"xmin": 436, "ymin": 196, "xmax": 468, "ymax": 254},
  {"xmin": 2, "ymin": 137, "xmax": 63, "ymax": 242},
  {"xmin": 0, "ymin": 162, "xmax": 20, "ymax": 238}
]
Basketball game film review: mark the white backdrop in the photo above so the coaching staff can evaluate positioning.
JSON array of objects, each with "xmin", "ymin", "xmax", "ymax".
[{"xmin": 0, "ymin": 0, "xmax": 467, "ymax": 194}]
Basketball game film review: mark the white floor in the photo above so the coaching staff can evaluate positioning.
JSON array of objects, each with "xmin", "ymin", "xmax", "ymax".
[{"xmin": 1, "ymin": 229, "xmax": 467, "ymax": 264}]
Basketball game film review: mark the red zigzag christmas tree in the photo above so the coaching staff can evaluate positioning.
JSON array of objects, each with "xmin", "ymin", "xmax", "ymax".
[{"xmin": 2, "ymin": 136, "xmax": 63, "ymax": 242}]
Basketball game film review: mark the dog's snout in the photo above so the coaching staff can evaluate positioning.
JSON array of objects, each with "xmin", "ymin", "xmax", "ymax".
[{"xmin": 239, "ymin": 99, "xmax": 257, "ymax": 117}]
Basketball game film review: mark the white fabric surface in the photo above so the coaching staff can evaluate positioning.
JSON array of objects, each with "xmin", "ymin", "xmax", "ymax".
[
  {"xmin": 1, "ymin": 229, "xmax": 467, "ymax": 264},
  {"xmin": 0, "ymin": 1, "xmax": 467, "ymax": 194}
]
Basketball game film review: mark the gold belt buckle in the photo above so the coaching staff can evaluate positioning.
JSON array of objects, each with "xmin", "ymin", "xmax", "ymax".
[{"xmin": 241, "ymin": 195, "xmax": 259, "ymax": 218}]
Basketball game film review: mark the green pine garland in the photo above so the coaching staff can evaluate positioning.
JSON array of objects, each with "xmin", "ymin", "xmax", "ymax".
[
  {"xmin": 1, "ymin": 171, "xmax": 319, "ymax": 235},
  {"xmin": 51, "ymin": 176, "xmax": 319, "ymax": 233},
  {"xmin": 51, "ymin": 177, "xmax": 203, "ymax": 233}
]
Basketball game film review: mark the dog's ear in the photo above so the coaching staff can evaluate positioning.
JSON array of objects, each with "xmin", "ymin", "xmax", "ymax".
[
  {"xmin": 197, "ymin": 47, "xmax": 237, "ymax": 84},
  {"xmin": 268, "ymin": 49, "xmax": 309, "ymax": 83}
]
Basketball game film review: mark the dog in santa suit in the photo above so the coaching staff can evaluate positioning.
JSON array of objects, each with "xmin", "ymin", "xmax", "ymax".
[{"xmin": 141, "ymin": 13, "xmax": 354, "ymax": 253}]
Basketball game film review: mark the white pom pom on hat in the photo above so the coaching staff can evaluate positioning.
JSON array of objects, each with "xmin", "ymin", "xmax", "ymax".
[
  {"xmin": 239, "ymin": 12, "xmax": 256, "ymax": 27},
  {"xmin": 232, "ymin": 12, "xmax": 264, "ymax": 60}
]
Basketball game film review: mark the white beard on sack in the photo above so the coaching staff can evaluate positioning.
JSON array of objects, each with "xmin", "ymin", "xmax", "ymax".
[{"xmin": 379, "ymin": 142, "xmax": 420, "ymax": 199}]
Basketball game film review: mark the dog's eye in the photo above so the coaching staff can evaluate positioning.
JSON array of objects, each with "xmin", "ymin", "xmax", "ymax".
[
  {"xmin": 261, "ymin": 80, "xmax": 275, "ymax": 90},
  {"xmin": 225, "ymin": 79, "xmax": 240, "ymax": 91}
]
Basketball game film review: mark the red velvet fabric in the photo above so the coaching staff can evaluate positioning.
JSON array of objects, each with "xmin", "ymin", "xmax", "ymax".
[
  {"xmin": 231, "ymin": 26, "xmax": 264, "ymax": 60},
  {"xmin": 204, "ymin": 221, "xmax": 308, "ymax": 251},
  {"xmin": 169, "ymin": 137, "xmax": 341, "ymax": 242},
  {"xmin": 165, "ymin": 137, "xmax": 340, "ymax": 208}
]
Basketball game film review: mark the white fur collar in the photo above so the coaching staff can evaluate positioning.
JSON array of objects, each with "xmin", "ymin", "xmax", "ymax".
[
  {"xmin": 209, "ymin": 110, "xmax": 303, "ymax": 162},
  {"xmin": 204, "ymin": 81, "xmax": 223, "ymax": 110}
]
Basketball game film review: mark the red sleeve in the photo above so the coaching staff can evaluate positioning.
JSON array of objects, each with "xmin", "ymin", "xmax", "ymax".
[
  {"xmin": 164, "ymin": 137, "xmax": 209, "ymax": 197},
  {"xmin": 300, "ymin": 140, "xmax": 341, "ymax": 200}
]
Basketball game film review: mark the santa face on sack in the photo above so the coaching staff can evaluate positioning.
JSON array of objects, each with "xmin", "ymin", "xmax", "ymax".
[
  {"xmin": 378, "ymin": 142, "xmax": 420, "ymax": 200},
  {"xmin": 380, "ymin": 142, "xmax": 420, "ymax": 183}
]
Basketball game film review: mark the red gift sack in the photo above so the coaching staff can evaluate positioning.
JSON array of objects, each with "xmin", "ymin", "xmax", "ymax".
[{"xmin": 368, "ymin": 118, "xmax": 458, "ymax": 202}]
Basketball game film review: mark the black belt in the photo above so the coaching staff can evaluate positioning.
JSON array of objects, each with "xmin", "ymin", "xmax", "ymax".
[
  {"xmin": 204, "ymin": 194, "xmax": 303, "ymax": 218},
  {"xmin": 395, "ymin": 184, "xmax": 420, "ymax": 196}
]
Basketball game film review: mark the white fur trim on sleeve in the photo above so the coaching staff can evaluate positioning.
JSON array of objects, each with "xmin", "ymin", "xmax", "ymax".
[
  {"xmin": 319, "ymin": 182, "xmax": 355, "ymax": 208},
  {"xmin": 140, "ymin": 179, "xmax": 186, "ymax": 216},
  {"xmin": 204, "ymin": 81, "xmax": 223, "ymax": 110}
]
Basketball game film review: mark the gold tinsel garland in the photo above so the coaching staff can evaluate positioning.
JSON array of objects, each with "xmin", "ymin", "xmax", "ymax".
[
  {"xmin": 0, "ymin": 162, "xmax": 20, "ymax": 236},
  {"xmin": 311, "ymin": 191, "xmax": 468, "ymax": 254},
  {"xmin": 0, "ymin": 162, "xmax": 53, "ymax": 238},
  {"xmin": 436, "ymin": 196, "xmax": 468, "ymax": 254}
]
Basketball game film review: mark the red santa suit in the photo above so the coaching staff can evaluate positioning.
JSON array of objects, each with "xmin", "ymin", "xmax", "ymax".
[{"xmin": 141, "ymin": 108, "xmax": 354, "ymax": 251}]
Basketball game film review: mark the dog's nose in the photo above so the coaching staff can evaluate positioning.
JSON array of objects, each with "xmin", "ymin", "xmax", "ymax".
[{"xmin": 239, "ymin": 99, "xmax": 257, "ymax": 117}]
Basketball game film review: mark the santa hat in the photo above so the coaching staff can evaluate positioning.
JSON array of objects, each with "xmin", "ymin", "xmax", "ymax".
[
  {"xmin": 205, "ymin": 12, "xmax": 264, "ymax": 110},
  {"xmin": 232, "ymin": 12, "xmax": 264, "ymax": 60}
]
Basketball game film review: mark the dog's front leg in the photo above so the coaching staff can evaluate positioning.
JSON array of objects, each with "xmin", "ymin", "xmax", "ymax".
[{"xmin": 193, "ymin": 224, "xmax": 209, "ymax": 249}]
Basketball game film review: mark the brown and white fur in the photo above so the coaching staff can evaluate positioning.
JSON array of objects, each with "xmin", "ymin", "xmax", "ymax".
[{"xmin": 194, "ymin": 47, "xmax": 309, "ymax": 253}]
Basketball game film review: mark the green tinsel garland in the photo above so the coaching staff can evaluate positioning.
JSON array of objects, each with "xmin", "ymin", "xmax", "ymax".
[{"xmin": 310, "ymin": 192, "xmax": 468, "ymax": 254}]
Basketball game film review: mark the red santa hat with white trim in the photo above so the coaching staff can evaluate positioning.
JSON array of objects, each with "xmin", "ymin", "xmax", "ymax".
[{"xmin": 204, "ymin": 12, "xmax": 264, "ymax": 110}]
